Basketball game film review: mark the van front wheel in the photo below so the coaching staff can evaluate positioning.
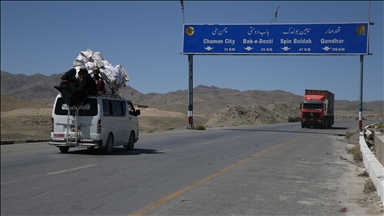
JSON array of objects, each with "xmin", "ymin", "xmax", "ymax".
[
  {"xmin": 126, "ymin": 131, "xmax": 135, "ymax": 151},
  {"xmin": 59, "ymin": 146, "xmax": 69, "ymax": 153}
]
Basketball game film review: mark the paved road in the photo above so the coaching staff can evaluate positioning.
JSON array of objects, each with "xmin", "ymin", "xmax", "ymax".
[{"xmin": 0, "ymin": 121, "xmax": 372, "ymax": 215}]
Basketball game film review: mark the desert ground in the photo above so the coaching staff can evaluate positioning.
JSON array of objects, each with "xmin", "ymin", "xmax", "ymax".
[{"xmin": 1, "ymin": 93, "xmax": 381, "ymax": 144}]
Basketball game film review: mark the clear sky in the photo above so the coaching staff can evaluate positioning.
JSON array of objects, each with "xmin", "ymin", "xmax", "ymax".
[{"xmin": 1, "ymin": 1, "xmax": 383, "ymax": 102}]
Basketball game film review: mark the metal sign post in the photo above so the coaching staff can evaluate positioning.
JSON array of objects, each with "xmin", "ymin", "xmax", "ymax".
[
  {"xmin": 187, "ymin": 54, "xmax": 194, "ymax": 129},
  {"xmin": 359, "ymin": 55, "xmax": 364, "ymax": 131}
]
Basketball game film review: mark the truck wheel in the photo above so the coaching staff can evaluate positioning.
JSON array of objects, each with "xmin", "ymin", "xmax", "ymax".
[
  {"xmin": 103, "ymin": 133, "xmax": 114, "ymax": 155},
  {"xmin": 59, "ymin": 146, "xmax": 69, "ymax": 153},
  {"xmin": 125, "ymin": 131, "xmax": 135, "ymax": 151}
]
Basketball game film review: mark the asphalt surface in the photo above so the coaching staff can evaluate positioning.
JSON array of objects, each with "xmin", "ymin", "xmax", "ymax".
[{"xmin": 0, "ymin": 120, "xmax": 372, "ymax": 215}]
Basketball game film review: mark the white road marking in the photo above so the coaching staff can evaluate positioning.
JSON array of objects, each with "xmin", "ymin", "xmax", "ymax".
[
  {"xmin": 47, "ymin": 164, "xmax": 96, "ymax": 175},
  {"xmin": 1, "ymin": 175, "xmax": 41, "ymax": 185},
  {"xmin": 0, "ymin": 142, "xmax": 48, "ymax": 147},
  {"xmin": 158, "ymin": 149, "xmax": 172, "ymax": 153},
  {"xmin": 201, "ymin": 141, "xmax": 214, "ymax": 145}
]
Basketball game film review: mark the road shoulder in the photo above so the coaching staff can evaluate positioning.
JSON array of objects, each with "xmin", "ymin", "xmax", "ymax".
[{"xmin": 333, "ymin": 134, "xmax": 384, "ymax": 215}]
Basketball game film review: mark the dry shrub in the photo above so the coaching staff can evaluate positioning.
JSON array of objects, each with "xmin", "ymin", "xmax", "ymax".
[
  {"xmin": 353, "ymin": 151, "xmax": 363, "ymax": 162},
  {"xmin": 347, "ymin": 145, "xmax": 359, "ymax": 154},
  {"xmin": 377, "ymin": 121, "xmax": 384, "ymax": 133},
  {"xmin": 358, "ymin": 170, "xmax": 369, "ymax": 177},
  {"xmin": 353, "ymin": 148, "xmax": 363, "ymax": 162},
  {"xmin": 347, "ymin": 145, "xmax": 363, "ymax": 162},
  {"xmin": 363, "ymin": 178, "xmax": 376, "ymax": 193},
  {"xmin": 195, "ymin": 125, "xmax": 206, "ymax": 130},
  {"xmin": 345, "ymin": 130, "xmax": 357, "ymax": 139}
]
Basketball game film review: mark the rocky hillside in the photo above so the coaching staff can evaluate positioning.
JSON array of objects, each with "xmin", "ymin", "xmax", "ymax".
[
  {"xmin": 206, "ymin": 103, "xmax": 300, "ymax": 128},
  {"xmin": 1, "ymin": 70, "xmax": 383, "ymax": 119}
]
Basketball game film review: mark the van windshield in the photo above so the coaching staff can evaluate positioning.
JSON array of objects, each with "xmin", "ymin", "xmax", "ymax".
[{"xmin": 54, "ymin": 98, "xmax": 98, "ymax": 116}]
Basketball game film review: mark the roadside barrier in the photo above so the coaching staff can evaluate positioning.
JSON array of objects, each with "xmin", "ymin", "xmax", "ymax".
[{"xmin": 360, "ymin": 124, "xmax": 384, "ymax": 202}]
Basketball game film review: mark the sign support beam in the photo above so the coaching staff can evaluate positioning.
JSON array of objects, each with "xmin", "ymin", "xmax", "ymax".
[
  {"xmin": 359, "ymin": 55, "xmax": 364, "ymax": 132},
  {"xmin": 187, "ymin": 54, "xmax": 194, "ymax": 129}
]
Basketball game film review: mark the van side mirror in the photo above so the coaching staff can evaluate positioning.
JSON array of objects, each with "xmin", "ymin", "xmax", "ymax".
[{"xmin": 135, "ymin": 109, "xmax": 140, "ymax": 116}]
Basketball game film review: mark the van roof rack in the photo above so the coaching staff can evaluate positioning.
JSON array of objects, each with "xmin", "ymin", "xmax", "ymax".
[{"xmin": 98, "ymin": 92, "xmax": 122, "ymax": 99}]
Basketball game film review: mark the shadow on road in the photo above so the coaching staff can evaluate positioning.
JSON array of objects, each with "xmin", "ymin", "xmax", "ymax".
[
  {"xmin": 61, "ymin": 147, "xmax": 162, "ymax": 156},
  {"xmin": 328, "ymin": 127, "xmax": 349, "ymax": 130},
  {"xmin": 221, "ymin": 126, "xmax": 351, "ymax": 137}
]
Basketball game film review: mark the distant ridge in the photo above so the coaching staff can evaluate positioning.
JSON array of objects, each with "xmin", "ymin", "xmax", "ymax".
[{"xmin": 1, "ymin": 70, "xmax": 383, "ymax": 117}]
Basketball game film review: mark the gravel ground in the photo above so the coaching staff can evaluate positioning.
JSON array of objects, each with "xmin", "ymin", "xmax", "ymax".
[{"xmin": 334, "ymin": 133, "xmax": 384, "ymax": 215}]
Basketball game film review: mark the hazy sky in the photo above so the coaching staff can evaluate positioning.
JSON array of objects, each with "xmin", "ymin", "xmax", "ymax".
[{"xmin": 1, "ymin": 1, "xmax": 383, "ymax": 102}]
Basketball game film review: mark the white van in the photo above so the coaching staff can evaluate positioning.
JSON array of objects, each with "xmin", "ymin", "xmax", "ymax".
[{"xmin": 49, "ymin": 93, "xmax": 140, "ymax": 154}]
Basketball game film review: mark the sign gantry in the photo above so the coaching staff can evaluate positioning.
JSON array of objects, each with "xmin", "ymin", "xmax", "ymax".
[
  {"xmin": 182, "ymin": 23, "xmax": 369, "ymax": 55},
  {"xmin": 182, "ymin": 22, "xmax": 371, "ymax": 130}
]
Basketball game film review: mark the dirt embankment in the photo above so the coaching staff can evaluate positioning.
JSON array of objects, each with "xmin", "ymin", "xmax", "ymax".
[
  {"xmin": 1, "ymin": 108, "xmax": 52, "ymax": 144},
  {"xmin": 205, "ymin": 102, "xmax": 300, "ymax": 128}
]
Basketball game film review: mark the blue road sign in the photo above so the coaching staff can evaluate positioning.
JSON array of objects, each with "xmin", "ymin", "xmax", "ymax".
[{"xmin": 182, "ymin": 23, "xmax": 369, "ymax": 55}]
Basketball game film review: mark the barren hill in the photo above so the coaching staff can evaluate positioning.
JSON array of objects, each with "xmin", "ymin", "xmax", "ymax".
[
  {"xmin": 127, "ymin": 85, "xmax": 305, "ymax": 117},
  {"xmin": 2, "ymin": 70, "xmax": 383, "ymax": 117},
  {"xmin": 206, "ymin": 103, "xmax": 300, "ymax": 128}
]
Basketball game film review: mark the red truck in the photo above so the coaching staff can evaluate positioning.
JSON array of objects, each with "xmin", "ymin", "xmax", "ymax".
[{"xmin": 300, "ymin": 89, "xmax": 335, "ymax": 129}]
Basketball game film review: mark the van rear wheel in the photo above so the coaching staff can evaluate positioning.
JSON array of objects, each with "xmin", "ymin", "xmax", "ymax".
[
  {"xmin": 125, "ymin": 131, "xmax": 135, "ymax": 151},
  {"xmin": 103, "ymin": 133, "xmax": 114, "ymax": 155},
  {"xmin": 59, "ymin": 146, "xmax": 69, "ymax": 153}
]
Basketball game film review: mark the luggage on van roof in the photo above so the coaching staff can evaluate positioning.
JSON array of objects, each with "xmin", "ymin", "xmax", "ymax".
[{"xmin": 72, "ymin": 49, "xmax": 129, "ymax": 94}]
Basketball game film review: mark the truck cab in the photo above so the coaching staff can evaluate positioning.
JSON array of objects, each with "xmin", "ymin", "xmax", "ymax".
[{"xmin": 300, "ymin": 90, "xmax": 334, "ymax": 129}]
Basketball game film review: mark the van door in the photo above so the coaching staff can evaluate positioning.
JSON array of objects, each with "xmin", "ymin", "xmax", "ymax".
[
  {"xmin": 102, "ymin": 99, "xmax": 118, "ymax": 144},
  {"xmin": 76, "ymin": 98, "xmax": 99, "ymax": 139},
  {"xmin": 52, "ymin": 97, "xmax": 98, "ymax": 139},
  {"xmin": 126, "ymin": 101, "xmax": 138, "ymax": 138},
  {"xmin": 113, "ymin": 99, "xmax": 126, "ymax": 145}
]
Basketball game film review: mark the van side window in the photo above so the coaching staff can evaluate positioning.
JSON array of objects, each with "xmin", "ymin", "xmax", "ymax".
[
  {"xmin": 103, "ymin": 99, "xmax": 127, "ymax": 117},
  {"xmin": 114, "ymin": 100, "xmax": 123, "ymax": 117},
  {"xmin": 102, "ymin": 99, "xmax": 114, "ymax": 116},
  {"xmin": 127, "ymin": 102, "xmax": 136, "ymax": 115},
  {"xmin": 121, "ymin": 101, "xmax": 126, "ymax": 116}
]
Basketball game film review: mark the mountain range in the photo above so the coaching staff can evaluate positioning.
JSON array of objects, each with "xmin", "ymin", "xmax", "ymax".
[{"xmin": 1, "ymin": 70, "xmax": 383, "ymax": 118}]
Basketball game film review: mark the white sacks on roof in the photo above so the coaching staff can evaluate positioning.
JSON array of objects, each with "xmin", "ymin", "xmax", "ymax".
[{"xmin": 72, "ymin": 49, "xmax": 129, "ymax": 94}]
